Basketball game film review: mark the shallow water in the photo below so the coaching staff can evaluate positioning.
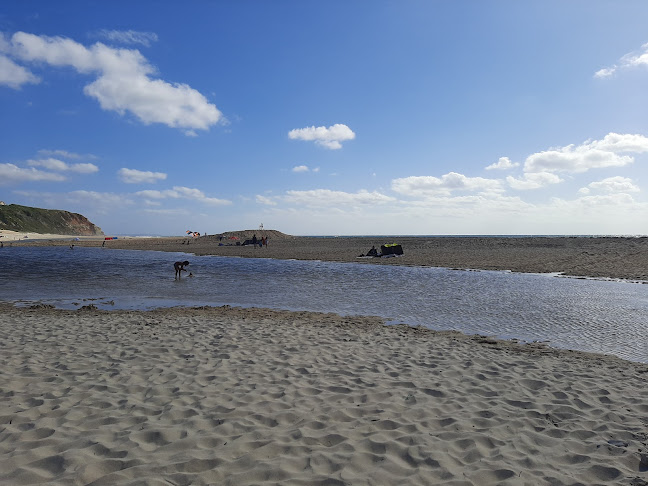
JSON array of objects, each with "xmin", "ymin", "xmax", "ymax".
[{"xmin": 1, "ymin": 246, "xmax": 647, "ymax": 363}]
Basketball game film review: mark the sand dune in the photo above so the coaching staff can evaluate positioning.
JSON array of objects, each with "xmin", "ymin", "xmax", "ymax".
[{"xmin": 1, "ymin": 304, "xmax": 646, "ymax": 485}]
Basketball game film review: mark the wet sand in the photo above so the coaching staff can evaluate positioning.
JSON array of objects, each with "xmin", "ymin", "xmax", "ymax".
[
  {"xmin": 1, "ymin": 304, "xmax": 647, "ymax": 485},
  {"xmin": 9, "ymin": 232, "xmax": 648, "ymax": 281}
]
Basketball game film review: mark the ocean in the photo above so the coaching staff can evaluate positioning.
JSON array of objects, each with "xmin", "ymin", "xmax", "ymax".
[{"xmin": 1, "ymin": 246, "xmax": 647, "ymax": 363}]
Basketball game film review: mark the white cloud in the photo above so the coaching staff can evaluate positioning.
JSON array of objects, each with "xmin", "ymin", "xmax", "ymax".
[
  {"xmin": 135, "ymin": 186, "xmax": 231, "ymax": 205},
  {"xmin": 506, "ymin": 172, "xmax": 563, "ymax": 190},
  {"xmin": 485, "ymin": 156, "xmax": 519, "ymax": 171},
  {"xmin": 142, "ymin": 208, "xmax": 190, "ymax": 216},
  {"xmin": 523, "ymin": 133, "xmax": 648, "ymax": 173},
  {"xmin": 595, "ymin": 42, "xmax": 648, "ymax": 78},
  {"xmin": 66, "ymin": 190, "xmax": 128, "ymax": 206},
  {"xmin": 37, "ymin": 149, "xmax": 96, "ymax": 160},
  {"xmin": 135, "ymin": 189, "xmax": 170, "ymax": 199},
  {"xmin": 292, "ymin": 165, "xmax": 309, "ymax": 173},
  {"xmin": 288, "ymin": 124, "xmax": 355, "ymax": 149},
  {"xmin": 97, "ymin": 30, "xmax": 158, "ymax": 47},
  {"xmin": 391, "ymin": 172, "xmax": 503, "ymax": 197},
  {"xmin": 27, "ymin": 158, "xmax": 98, "ymax": 174},
  {"xmin": 118, "ymin": 167, "xmax": 167, "ymax": 184},
  {"xmin": 13, "ymin": 189, "xmax": 133, "ymax": 211},
  {"xmin": 256, "ymin": 195, "xmax": 277, "ymax": 206},
  {"xmin": 0, "ymin": 163, "xmax": 66, "ymax": 184},
  {"xmin": 27, "ymin": 158, "xmax": 67, "ymax": 171},
  {"xmin": 6, "ymin": 32, "xmax": 224, "ymax": 134},
  {"xmin": 286, "ymin": 189, "xmax": 394, "ymax": 206},
  {"xmin": 0, "ymin": 54, "xmax": 39, "ymax": 88},
  {"xmin": 551, "ymin": 192, "xmax": 641, "ymax": 211},
  {"xmin": 260, "ymin": 189, "xmax": 395, "ymax": 208},
  {"xmin": 64, "ymin": 162, "xmax": 99, "ymax": 174},
  {"xmin": 578, "ymin": 176, "xmax": 640, "ymax": 195},
  {"xmin": 594, "ymin": 67, "xmax": 616, "ymax": 78},
  {"xmin": 587, "ymin": 132, "xmax": 648, "ymax": 153}
]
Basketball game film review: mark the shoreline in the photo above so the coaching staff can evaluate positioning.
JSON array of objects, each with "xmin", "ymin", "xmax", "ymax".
[
  {"xmin": 6, "ymin": 233, "xmax": 648, "ymax": 281},
  {"xmin": 1, "ymin": 303, "xmax": 647, "ymax": 485}
]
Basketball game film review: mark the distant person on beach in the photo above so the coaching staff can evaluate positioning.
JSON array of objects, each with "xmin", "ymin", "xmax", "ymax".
[
  {"xmin": 174, "ymin": 260, "xmax": 190, "ymax": 279},
  {"xmin": 252, "ymin": 234, "xmax": 257, "ymax": 246}
]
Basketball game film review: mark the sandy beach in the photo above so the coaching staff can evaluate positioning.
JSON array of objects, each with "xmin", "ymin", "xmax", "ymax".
[
  {"xmin": 7, "ymin": 231, "xmax": 648, "ymax": 281},
  {"xmin": 4, "ymin": 231, "xmax": 648, "ymax": 484},
  {"xmin": 1, "ymin": 304, "xmax": 647, "ymax": 485}
]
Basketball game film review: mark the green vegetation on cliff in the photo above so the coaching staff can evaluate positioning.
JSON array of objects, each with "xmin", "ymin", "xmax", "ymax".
[{"xmin": 0, "ymin": 204, "xmax": 103, "ymax": 236}]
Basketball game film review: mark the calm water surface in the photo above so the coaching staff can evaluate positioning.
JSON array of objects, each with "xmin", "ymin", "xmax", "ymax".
[{"xmin": 1, "ymin": 247, "xmax": 647, "ymax": 363}]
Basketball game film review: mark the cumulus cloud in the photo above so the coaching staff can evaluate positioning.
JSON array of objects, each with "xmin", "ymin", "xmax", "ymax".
[
  {"xmin": 0, "ymin": 163, "xmax": 66, "ymax": 184},
  {"xmin": 118, "ymin": 168, "xmax": 167, "ymax": 184},
  {"xmin": 391, "ymin": 172, "xmax": 503, "ymax": 197},
  {"xmin": 288, "ymin": 124, "xmax": 355, "ymax": 149},
  {"xmin": 96, "ymin": 30, "xmax": 158, "ymax": 47},
  {"xmin": 27, "ymin": 158, "xmax": 98, "ymax": 173},
  {"xmin": 578, "ymin": 176, "xmax": 640, "ymax": 195},
  {"xmin": 485, "ymin": 156, "xmax": 519, "ymax": 171},
  {"xmin": 135, "ymin": 186, "xmax": 231, "ymax": 205},
  {"xmin": 522, "ymin": 133, "xmax": 648, "ymax": 174},
  {"xmin": 0, "ymin": 54, "xmax": 39, "ymax": 88},
  {"xmin": 506, "ymin": 172, "xmax": 563, "ymax": 190},
  {"xmin": 595, "ymin": 42, "xmax": 648, "ymax": 78},
  {"xmin": 4, "ymin": 32, "xmax": 224, "ymax": 134},
  {"xmin": 292, "ymin": 165, "xmax": 310, "ymax": 173},
  {"xmin": 586, "ymin": 132, "xmax": 648, "ymax": 153}
]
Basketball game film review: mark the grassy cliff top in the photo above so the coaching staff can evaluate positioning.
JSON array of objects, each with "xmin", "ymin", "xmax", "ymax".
[{"xmin": 0, "ymin": 204, "xmax": 103, "ymax": 236}]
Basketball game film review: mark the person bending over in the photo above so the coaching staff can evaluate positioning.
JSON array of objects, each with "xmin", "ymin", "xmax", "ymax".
[{"xmin": 174, "ymin": 260, "xmax": 190, "ymax": 279}]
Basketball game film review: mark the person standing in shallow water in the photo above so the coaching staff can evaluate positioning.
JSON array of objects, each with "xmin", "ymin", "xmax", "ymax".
[{"xmin": 174, "ymin": 261, "xmax": 189, "ymax": 279}]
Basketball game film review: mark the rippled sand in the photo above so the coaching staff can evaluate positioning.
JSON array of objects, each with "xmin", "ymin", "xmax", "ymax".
[
  {"xmin": 1, "ymin": 304, "xmax": 647, "ymax": 485},
  {"xmin": 10, "ymin": 233, "xmax": 648, "ymax": 281}
]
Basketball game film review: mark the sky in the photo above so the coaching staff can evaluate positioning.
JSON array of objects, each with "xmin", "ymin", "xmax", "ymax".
[{"xmin": 2, "ymin": 1, "xmax": 648, "ymax": 236}]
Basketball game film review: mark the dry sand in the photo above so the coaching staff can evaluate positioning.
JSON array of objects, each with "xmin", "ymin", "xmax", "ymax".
[
  {"xmin": 1, "ymin": 304, "xmax": 647, "ymax": 485},
  {"xmin": 8, "ymin": 232, "xmax": 648, "ymax": 281}
]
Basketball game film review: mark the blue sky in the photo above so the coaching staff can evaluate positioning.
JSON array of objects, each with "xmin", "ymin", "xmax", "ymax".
[{"xmin": 2, "ymin": 1, "xmax": 648, "ymax": 236}]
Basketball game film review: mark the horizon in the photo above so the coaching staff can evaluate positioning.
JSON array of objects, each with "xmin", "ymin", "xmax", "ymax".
[{"xmin": 2, "ymin": 2, "xmax": 648, "ymax": 236}]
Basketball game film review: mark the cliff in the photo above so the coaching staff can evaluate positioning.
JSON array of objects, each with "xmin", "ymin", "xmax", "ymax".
[{"xmin": 0, "ymin": 204, "xmax": 104, "ymax": 236}]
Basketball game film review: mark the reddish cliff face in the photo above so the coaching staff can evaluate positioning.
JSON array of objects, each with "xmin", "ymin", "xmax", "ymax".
[{"xmin": 59, "ymin": 212, "xmax": 104, "ymax": 236}]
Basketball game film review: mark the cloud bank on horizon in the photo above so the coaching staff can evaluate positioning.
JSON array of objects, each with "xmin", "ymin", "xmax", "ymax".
[{"xmin": 1, "ymin": 2, "xmax": 647, "ymax": 236}]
